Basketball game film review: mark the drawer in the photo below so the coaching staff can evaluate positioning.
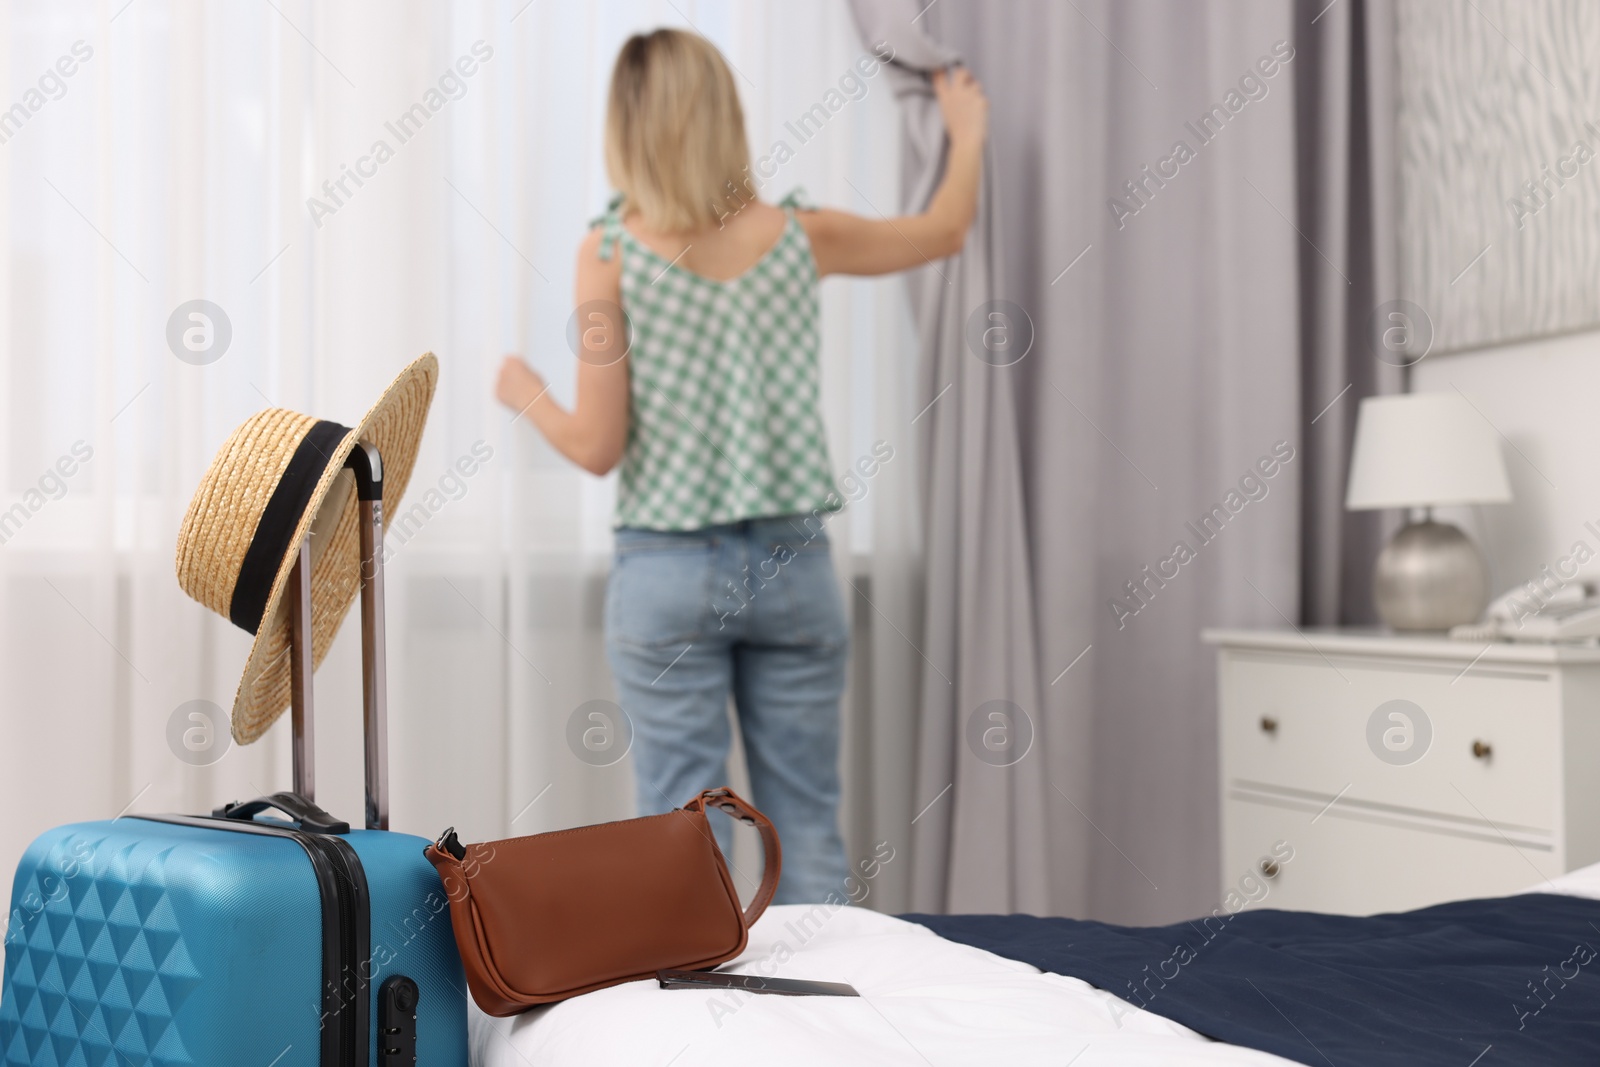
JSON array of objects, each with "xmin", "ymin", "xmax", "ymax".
[
  {"xmin": 1220, "ymin": 652, "xmax": 1560, "ymax": 834},
  {"xmin": 1222, "ymin": 795, "xmax": 1551, "ymax": 916}
]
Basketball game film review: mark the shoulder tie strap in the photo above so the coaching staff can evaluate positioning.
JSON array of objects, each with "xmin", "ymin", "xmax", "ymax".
[
  {"xmin": 590, "ymin": 192, "xmax": 626, "ymax": 261},
  {"xmin": 777, "ymin": 187, "xmax": 817, "ymax": 215}
]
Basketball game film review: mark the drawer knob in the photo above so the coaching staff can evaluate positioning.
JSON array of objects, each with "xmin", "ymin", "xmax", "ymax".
[
  {"xmin": 1260, "ymin": 716, "xmax": 1279, "ymax": 735},
  {"xmin": 1259, "ymin": 859, "xmax": 1280, "ymax": 879},
  {"xmin": 1472, "ymin": 740, "xmax": 1493, "ymax": 760}
]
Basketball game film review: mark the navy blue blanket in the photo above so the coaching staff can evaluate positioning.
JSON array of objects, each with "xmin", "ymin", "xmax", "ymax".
[{"xmin": 908, "ymin": 894, "xmax": 1600, "ymax": 1066}]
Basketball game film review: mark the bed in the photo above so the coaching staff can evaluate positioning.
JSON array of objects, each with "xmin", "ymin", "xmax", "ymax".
[{"xmin": 469, "ymin": 863, "xmax": 1600, "ymax": 1066}]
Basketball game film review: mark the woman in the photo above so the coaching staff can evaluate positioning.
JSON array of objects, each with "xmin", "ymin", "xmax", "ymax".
[{"xmin": 495, "ymin": 28, "xmax": 986, "ymax": 903}]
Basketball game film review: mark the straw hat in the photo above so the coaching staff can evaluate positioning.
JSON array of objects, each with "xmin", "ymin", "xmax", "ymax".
[{"xmin": 176, "ymin": 354, "xmax": 438, "ymax": 744}]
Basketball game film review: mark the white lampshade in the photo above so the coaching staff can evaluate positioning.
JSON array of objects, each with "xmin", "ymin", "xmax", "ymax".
[{"xmin": 1345, "ymin": 393, "xmax": 1512, "ymax": 510}]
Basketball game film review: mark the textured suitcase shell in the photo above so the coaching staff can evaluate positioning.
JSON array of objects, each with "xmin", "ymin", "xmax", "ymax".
[{"xmin": 1, "ymin": 818, "xmax": 467, "ymax": 1067}]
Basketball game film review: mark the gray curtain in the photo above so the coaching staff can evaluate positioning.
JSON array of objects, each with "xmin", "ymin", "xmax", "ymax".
[
  {"xmin": 1294, "ymin": 0, "xmax": 1403, "ymax": 626},
  {"xmin": 850, "ymin": 0, "xmax": 1397, "ymax": 922},
  {"xmin": 847, "ymin": 0, "xmax": 1052, "ymax": 914}
]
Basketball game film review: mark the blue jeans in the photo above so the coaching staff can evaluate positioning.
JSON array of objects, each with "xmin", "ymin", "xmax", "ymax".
[{"xmin": 604, "ymin": 515, "xmax": 850, "ymax": 905}]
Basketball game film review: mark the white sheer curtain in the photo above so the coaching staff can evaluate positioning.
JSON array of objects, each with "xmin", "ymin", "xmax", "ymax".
[{"xmin": 0, "ymin": 0, "xmax": 921, "ymax": 912}]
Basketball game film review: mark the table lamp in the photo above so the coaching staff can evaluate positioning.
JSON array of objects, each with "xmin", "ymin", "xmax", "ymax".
[{"xmin": 1345, "ymin": 393, "xmax": 1512, "ymax": 631}]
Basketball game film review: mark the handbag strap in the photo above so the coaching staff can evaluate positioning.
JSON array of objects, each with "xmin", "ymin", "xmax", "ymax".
[
  {"xmin": 683, "ymin": 787, "xmax": 783, "ymax": 927},
  {"xmin": 426, "ymin": 788, "xmax": 784, "ymax": 930}
]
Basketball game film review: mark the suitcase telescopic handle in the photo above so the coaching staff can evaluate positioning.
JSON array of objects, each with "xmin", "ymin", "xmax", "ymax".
[{"xmin": 286, "ymin": 440, "xmax": 390, "ymax": 831}]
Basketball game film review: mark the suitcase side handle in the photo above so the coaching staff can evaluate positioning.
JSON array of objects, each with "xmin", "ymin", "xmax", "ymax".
[
  {"xmin": 287, "ymin": 440, "xmax": 391, "ymax": 832},
  {"xmin": 215, "ymin": 792, "xmax": 351, "ymax": 835}
]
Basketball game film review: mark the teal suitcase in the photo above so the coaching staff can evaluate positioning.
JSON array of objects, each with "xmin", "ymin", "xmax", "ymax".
[{"xmin": 0, "ymin": 445, "xmax": 468, "ymax": 1066}]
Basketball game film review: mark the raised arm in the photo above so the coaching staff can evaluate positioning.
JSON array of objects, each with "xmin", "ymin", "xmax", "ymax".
[
  {"xmin": 494, "ymin": 228, "xmax": 631, "ymax": 475},
  {"xmin": 800, "ymin": 67, "xmax": 988, "ymax": 277}
]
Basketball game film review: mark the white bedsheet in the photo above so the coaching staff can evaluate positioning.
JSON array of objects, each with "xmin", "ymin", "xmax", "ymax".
[{"xmin": 470, "ymin": 863, "xmax": 1600, "ymax": 1066}]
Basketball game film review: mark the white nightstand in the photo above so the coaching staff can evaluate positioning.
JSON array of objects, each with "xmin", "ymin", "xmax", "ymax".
[{"xmin": 1204, "ymin": 628, "xmax": 1600, "ymax": 915}]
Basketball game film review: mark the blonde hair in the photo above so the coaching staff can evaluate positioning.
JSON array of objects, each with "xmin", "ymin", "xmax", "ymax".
[{"xmin": 604, "ymin": 29, "xmax": 751, "ymax": 232}]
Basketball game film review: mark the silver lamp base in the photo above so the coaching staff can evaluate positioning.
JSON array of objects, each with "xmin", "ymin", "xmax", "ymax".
[{"xmin": 1373, "ymin": 519, "xmax": 1489, "ymax": 632}]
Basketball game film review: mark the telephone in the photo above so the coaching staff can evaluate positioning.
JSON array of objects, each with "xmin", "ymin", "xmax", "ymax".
[{"xmin": 1450, "ymin": 581, "xmax": 1600, "ymax": 643}]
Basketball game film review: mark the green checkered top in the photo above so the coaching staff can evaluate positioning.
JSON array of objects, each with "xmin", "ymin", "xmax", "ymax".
[{"xmin": 596, "ymin": 190, "xmax": 840, "ymax": 531}]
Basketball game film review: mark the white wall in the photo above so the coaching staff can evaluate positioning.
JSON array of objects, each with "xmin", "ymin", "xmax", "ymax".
[{"xmin": 1412, "ymin": 326, "xmax": 1600, "ymax": 599}]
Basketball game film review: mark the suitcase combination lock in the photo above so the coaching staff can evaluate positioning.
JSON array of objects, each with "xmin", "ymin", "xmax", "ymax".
[{"xmin": 378, "ymin": 975, "xmax": 420, "ymax": 1062}]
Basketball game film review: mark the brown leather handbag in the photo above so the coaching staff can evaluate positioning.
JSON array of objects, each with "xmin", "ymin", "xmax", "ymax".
[{"xmin": 425, "ymin": 787, "xmax": 781, "ymax": 1015}]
